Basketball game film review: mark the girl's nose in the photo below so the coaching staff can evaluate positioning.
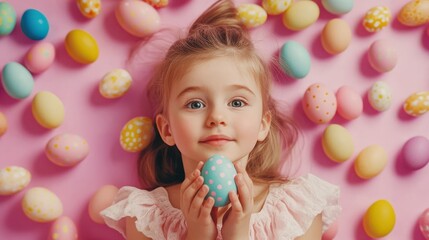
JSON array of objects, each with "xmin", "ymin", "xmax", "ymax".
[{"xmin": 206, "ymin": 108, "xmax": 227, "ymax": 127}]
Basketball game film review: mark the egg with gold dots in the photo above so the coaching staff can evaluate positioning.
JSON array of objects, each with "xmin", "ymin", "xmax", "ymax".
[
  {"xmin": 0, "ymin": 2, "xmax": 17, "ymax": 36},
  {"xmin": 368, "ymin": 81, "xmax": 392, "ymax": 112},
  {"xmin": 48, "ymin": 216, "xmax": 78, "ymax": 240},
  {"xmin": 99, "ymin": 69, "xmax": 132, "ymax": 99},
  {"xmin": 362, "ymin": 6, "xmax": 391, "ymax": 32},
  {"xmin": 302, "ymin": 83, "xmax": 337, "ymax": 124},
  {"xmin": 45, "ymin": 133, "xmax": 90, "ymax": 167},
  {"xmin": 120, "ymin": 117, "xmax": 154, "ymax": 152},
  {"xmin": 22, "ymin": 187, "xmax": 63, "ymax": 223}
]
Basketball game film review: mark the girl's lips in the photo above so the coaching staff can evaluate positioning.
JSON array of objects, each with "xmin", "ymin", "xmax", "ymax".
[{"xmin": 199, "ymin": 135, "xmax": 234, "ymax": 146}]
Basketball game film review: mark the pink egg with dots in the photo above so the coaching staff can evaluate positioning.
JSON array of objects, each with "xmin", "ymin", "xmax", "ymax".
[
  {"xmin": 336, "ymin": 86, "xmax": 363, "ymax": 120},
  {"xmin": 402, "ymin": 136, "xmax": 429, "ymax": 170},
  {"xmin": 48, "ymin": 216, "xmax": 78, "ymax": 240},
  {"xmin": 368, "ymin": 39, "xmax": 397, "ymax": 73},
  {"xmin": 24, "ymin": 42, "xmax": 55, "ymax": 74},
  {"xmin": 420, "ymin": 209, "xmax": 429, "ymax": 239},
  {"xmin": 45, "ymin": 133, "xmax": 90, "ymax": 167},
  {"xmin": 302, "ymin": 83, "xmax": 337, "ymax": 124}
]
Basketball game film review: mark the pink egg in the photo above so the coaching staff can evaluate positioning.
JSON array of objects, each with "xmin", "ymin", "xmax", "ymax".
[
  {"xmin": 336, "ymin": 86, "xmax": 363, "ymax": 120},
  {"xmin": 402, "ymin": 136, "xmax": 429, "ymax": 170},
  {"xmin": 45, "ymin": 133, "xmax": 90, "ymax": 167},
  {"xmin": 88, "ymin": 185, "xmax": 119, "ymax": 224},
  {"xmin": 302, "ymin": 83, "xmax": 337, "ymax": 124},
  {"xmin": 322, "ymin": 219, "xmax": 339, "ymax": 240},
  {"xmin": 48, "ymin": 216, "xmax": 78, "ymax": 240},
  {"xmin": 420, "ymin": 209, "xmax": 429, "ymax": 239},
  {"xmin": 24, "ymin": 42, "xmax": 55, "ymax": 74},
  {"xmin": 368, "ymin": 39, "xmax": 397, "ymax": 73}
]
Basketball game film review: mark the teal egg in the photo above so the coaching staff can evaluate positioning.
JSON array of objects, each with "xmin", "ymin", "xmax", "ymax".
[
  {"xmin": 0, "ymin": 2, "xmax": 17, "ymax": 35},
  {"xmin": 2, "ymin": 62, "xmax": 34, "ymax": 99},
  {"xmin": 279, "ymin": 41, "xmax": 311, "ymax": 79},
  {"xmin": 322, "ymin": 0, "xmax": 354, "ymax": 15},
  {"xmin": 21, "ymin": 9, "xmax": 49, "ymax": 40}
]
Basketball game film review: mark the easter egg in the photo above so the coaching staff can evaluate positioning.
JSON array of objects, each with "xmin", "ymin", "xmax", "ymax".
[
  {"xmin": 45, "ymin": 133, "xmax": 90, "ymax": 167},
  {"xmin": 201, "ymin": 154, "xmax": 237, "ymax": 207},
  {"xmin": 404, "ymin": 91, "xmax": 429, "ymax": 117},
  {"xmin": 419, "ymin": 209, "xmax": 429, "ymax": 239},
  {"xmin": 99, "ymin": 69, "xmax": 132, "ymax": 99},
  {"xmin": 65, "ymin": 29, "xmax": 99, "ymax": 64},
  {"xmin": 368, "ymin": 39, "xmax": 397, "ymax": 73},
  {"xmin": 363, "ymin": 6, "xmax": 391, "ymax": 32},
  {"xmin": 32, "ymin": 91, "xmax": 65, "ymax": 129},
  {"xmin": 22, "ymin": 187, "xmax": 63, "ymax": 222},
  {"xmin": 48, "ymin": 216, "xmax": 78, "ymax": 240},
  {"xmin": 322, "ymin": 124, "xmax": 354, "ymax": 163},
  {"xmin": 302, "ymin": 83, "xmax": 337, "ymax": 124},
  {"xmin": 363, "ymin": 199, "xmax": 396, "ymax": 238},
  {"xmin": 368, "ymin": 81, "xmax": 392, "ymax": 112},
  {"xmin": 321, "ymin": 0, "xmax": 354, "ymax": 15},
  {"xmin": 120, "ymin": 116, "xmax": 154, "ymax": 152},
  {"xmin": 0, "ymin": 166, "xmax": 31, "ymax": 195},
  {"xmin": 321, "ymin": 18, "xmax": 352, "ymax": 55},
  {"xmin": 0, "ymin": 2, "xmax": 16, "ymax": 35},
  {"xmin": 143, "ymin": 0, "xmax": 169, "ymax": 8},
  {"xmin": 354, "ymin": 145, "xmax": 387, "ymax": 179},
  {"xmin": 402, "ymin": 136, "xmax": 429, "ymax": 170},
  {"xmin": 279, "ymin": 41, "xmax": 311, "ymax": 79},
  {"xmin": 115, "ymin": 0, "xmax": 161, "ymax": 38},
  {"xmin": 336, "ymin": 86, "xmax": 363, "ymax": 120},
  {"xmin": 1, "ymin": 62, "xmax": 34, "ymax": 99},
  {"xmin": 398, "ymin": 0, "xmax": 429, "ymax": 27},
  {"xmin": 262, "ymin": 0, "xmax": 292, "ymax": 15},
  {"xmin": 89, "ymin": 185, "xmax": 119, "ymax": 224},
  {"xmin": 20, "ymin": 9, "xmax": 49, "ymax": 40},
  {"xmin": 77, "ymin": 0, "xmax": 101, "ymax": 18},
  {"xmin": 283, "ymin": 1, "xmax": 319, "ymax": 31},
  {"xmin": 24, "ymin": 42, "xmax": 55, "ymax": 74},
  {"xmin": 0, "ymin": 112, "xmax": 8, "ymax": 136},
  {"xmin": 237, "ymin": 3, "xmax": 267, "ymax": 28}
]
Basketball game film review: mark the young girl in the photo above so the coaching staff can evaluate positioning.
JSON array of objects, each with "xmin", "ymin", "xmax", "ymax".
[{"xmin": 101, "ymin": 0, "xmax": 341, "ymax": 239}]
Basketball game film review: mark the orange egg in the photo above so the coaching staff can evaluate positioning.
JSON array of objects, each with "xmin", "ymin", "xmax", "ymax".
[
  {"xmin": 398, "ymin": 0, "xmax": 429, "ymax": 27},
  {"xmin": 0, "ymin": 112, "xmax": 7, "ymax": 136},
  {"xmin": 321, "ymin": 18, "xmax": 352, "ymax": 55}
]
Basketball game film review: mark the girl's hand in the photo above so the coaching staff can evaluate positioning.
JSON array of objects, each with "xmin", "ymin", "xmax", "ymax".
[
  {"xmin": 180, "ymin": 161, "xmax": 217, "ymax": 240},
  {"xmin": 221, "ymin": 161, "xmax": 253, "ymax": 240}
]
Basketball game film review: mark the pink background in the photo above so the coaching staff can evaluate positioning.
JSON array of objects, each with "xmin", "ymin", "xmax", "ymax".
[{"xmin": 1, "ymin": 0, "xmax": 429, "ymax": 239}]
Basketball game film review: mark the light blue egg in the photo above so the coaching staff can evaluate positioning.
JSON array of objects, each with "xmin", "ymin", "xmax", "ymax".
[
  {"xmin": 322, "ymin": 0, "xmax": 354, "ymax": 15},
  {"xmin": 201, "ymin": 154, "xmax": 237, "ymax": 207},
  {"xmin": 279, "ymin": 41, "xmax": 311, "ymax": 79},
  {"xmin": 0, "ymin": 2, "xmax": 16, "ymax": 36},
  {"xmin": 2, "ymin": 62, "xmax": 34, "ymax": 99},
  {"xmin": 20, "ymin": 9, "xmax": 49, "ymax": 40}
]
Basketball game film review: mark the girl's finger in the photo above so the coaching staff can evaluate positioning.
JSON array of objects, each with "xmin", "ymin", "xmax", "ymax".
[
  {"xmin": 189, "ymin": 184, "xmax": 209, "ymax": 217},
  {"xmin": 235, "ymin": 173, "xmax": 252, "ymax": 211},
  {"xmin": 228, "ymin": 190, "xmax": 243, "ymax": 213}
]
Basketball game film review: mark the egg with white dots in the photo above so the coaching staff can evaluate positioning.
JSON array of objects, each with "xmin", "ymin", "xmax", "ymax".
[
  {"xmin": 120, "ymin": 117, "xmax": 154, "ymax": 152},
  {"xmin": 99, "ymin": 69, "xmax": 132, "ymax": 99},
  {"xmin": 363, "ymin": 6, "xmax": 391, "ymax": 32},
  {"xmin": 237, "ymin": 3, "xmax": 267, "ymax": 28},
  {"xmin": 368, "ymin": 81, "xmax": 392, "ymax": 112}
]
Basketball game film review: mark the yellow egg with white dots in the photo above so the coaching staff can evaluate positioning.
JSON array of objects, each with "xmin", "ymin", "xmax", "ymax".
[
  {"xmin": 262, "ymin": 0, "xmax": 292, "ymax": 15},
  {"xmin": 363, "ymin": 6, "xmax": 391, "ymax": 32},
  {"xmin": 120, "ymin": 117, "xmax": 154, "ymax": 152},
  {"xmin": 237, "ymin": 3, "xmax": 267, "ymax": 28},
  {"xmin": 99, "ymin": 69, "xmax": 132, "ymax": 99},
  {"xmin": 22, "ymin": 187, "xmax": 63, "ymax": 223}
]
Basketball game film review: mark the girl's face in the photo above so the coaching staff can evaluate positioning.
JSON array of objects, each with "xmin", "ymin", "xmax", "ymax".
[{"xmin": 157, "ymin": 56, "xmax": 271, "ymax": 175}]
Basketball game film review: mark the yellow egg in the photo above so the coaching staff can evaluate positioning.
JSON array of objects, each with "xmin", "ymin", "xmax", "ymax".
[
  {"xmin": 32, "ymin": 91, "xmax": 65, "ymax": 129},
  {"xmin": 99, "ymin": 69, "xmax": 132, "ymax": 99},
  {"xmin": 398, "ymin": 0, "xmax": 429, "ymax": 27},
  {"xmin": 354, "ymin": 145, "xmax": 387, "ymax": 179},
  {"xmin": 0, "ymin": 166, "xmax": 31, "ymax": 195},
  {"xmin": 363, "ymin": 6, "xmax": 391, "ymax": 32},
  {"xmin": 65, "ymin": 29, "xmax": 99, "ymax": 64},
  {"xmin": 143, "ymin": 0, "xmax": 169, "ymax": 8},
  {"xmin": 22, "ymin": 187, "xmax": 63, "ymax": 222},
  {"xmin": 363, "ymin": 199, "xmax": 396, "ymax": 238},
  {"xmin": 237, "ymin": 4, "xmax": 267, "ymax": 28},
  {"xmin": 321, "ymin": 18, "xmax": 352, "ymax": 55},
  {"xmin": 403, "ymin": 91, "xmax": 429, "ymax": 117},
  {"xmin": 322, "ymin": 124, "xmax": 354, "ymax": 163},
  {"xmin": 77, "ymin": 0, "xmax": 101, "ymax": 18},
  {"xmin": 283, "ymin": 1, "xmax": 319, "ymax": 31},
  {"xmin": 262, "ymin": 0, "xmax": 292, "ymax": 15},
  {"xmin": 120, "ymin": 117, "xmax": 154, "ymax": 152}
]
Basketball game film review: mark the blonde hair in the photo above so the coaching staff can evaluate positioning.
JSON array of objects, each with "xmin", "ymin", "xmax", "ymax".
[{"xmin": 138, "ymin": 0, "xmax": 299, "ymax": 189}]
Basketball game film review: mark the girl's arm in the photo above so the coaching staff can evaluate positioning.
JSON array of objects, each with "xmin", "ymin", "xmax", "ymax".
[
  {"xmin": 296, "ymin": 214, "xmax": 323, "ymax": 240},
  {"xmin": 125, "ymin": 217, "xmax": 151, "ymax": 240}
]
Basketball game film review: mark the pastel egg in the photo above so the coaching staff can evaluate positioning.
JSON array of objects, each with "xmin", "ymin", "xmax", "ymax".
[
  {"xmin": 45, "ymin": 133, "xmax": 90, "ymax": 167},
  {"xmin": 0, "ymin": 166, "xmax": 31, "ymax": 195},
  {"xmin": 398, "ymin": 0, "xmax": 429, "ymax": 27},
  {"xmin": 368, "ymin": 81, "xmax": 392, "ymax": 112},
  {"xmin": 24, "ymin": 42, "xmax": 55, "ymax": 74},
  {"xmin": 48, "ymin": 216, "xmax": 78, "ymax": 240},
  {"xmin": 368, "ymin": 39, "xmax": 397, "ymax": 73},
  {"xmin": 321, "ymin": 0, "xmax": 354, "ymax": 15},
  {"xmin": 322, "ymin": 124, "xmax": 354, "ymax": 163},
  {"xmin": 1, "ymin": 62, "xmax": 34, "ymax": 99},
  {"xmin": 20, "ymin": 9, "xmax": 49, "ymax": 40},
  {"xmin": 262, "ymin": 0, "xmax": 292, "ymax": 15},
  {"xmin": 115, "ymin": 0, "xmax": 161, "ymax": 38},
  {"xmin": 279, "ymin": 40, "xmax": 311, "ymax": 79},
  {"xmin": 201, "ymin": 154, "xmax": 237, "ymax": 207},
  {"xmin": 120, "ymin": 116, "xmax": 154, "ymax": 152},
  {"xmin": 419, "ymin": 208, "xmax": 429, "ymax": 239},
  {"xmin": 0, "ymin": 2, "xmax": 17, "ymax": 35},
  {"xmin": 99, "ymin": 69, "xmax": 132, "ymax": 99},
  {"xmin": 363, "ymin": 6, "xmax": 391, "ymax": 32},
  {"xmin": 321, "ymin": 18, "xmax": 352, "ymax": 55},
  {"xmin": 237, "ymin": 4, "xmax": 267, "ymax": 28},
  {"xmin": 22, "ymin": 187, "xmax": 63, "ymax": 222},
  {"xmin": 0, "ymin": 112, "xmax": 8, "ymax": 136},
  {"xmin": 65, "ymin": 29, "xmax": 99, "ymax": 64},
  {"xmin": 89, "ymin": 185, "xmax": 119, "ymax": 224},
  {"xmin": 302, "ymin": 83, "xmax": 337, "ymax": 124},
  {"xmin": 402, "ymin": 136, "xmax": 429, "ymax": 170},
  {"xmin": 363, "ymin": 199, "xmax": 396, "ymax": 238},
  {"xmin": 283, "ymin": 1, "xmax": 319, "ymax": 31},
  {"xmin": 77, "ymin": 0, "xmax": 101, "ymax": 18},
  {"xmin": 336, "ymin": 86, "xmax": 363, "ymax": 120},
  {"xmin": 354, "ymin": 145, "xmax": 387, "ymax": 179},
  {"xmin": 143, "ymin": 0, "xmax": 169, "ymax": 8},
  {"xmin": 32, "ymin": 91, "xmax": 65, "ymax": 129},
  {"xmin": 403, "ymin": 91, "xmax": 429, "ymax": 117}
]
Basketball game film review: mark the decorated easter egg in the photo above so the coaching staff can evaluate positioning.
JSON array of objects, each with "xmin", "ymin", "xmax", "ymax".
[
  {"xmin": 48, "ymin": 216, "xmax": 78, "ymax": 240},
  {"xmin": 0, "ymin": 112, "xmax": 8, "ymax": 136},
  {"xmin": 20, "ymin": 9, "xmax": 49, "ymax": 40},
  {"xmin": 363, "ymin": 199, "xmax": 395, "ymax": 238},
  {"xmin": 262, "ymin": 0, "xmax": 292, "ymax": 15},
  {"xmin": 302, "ymin": 83, "xmax": 337, "ymax": 124},
  {"xmin": 368, "ymin": 81, "xmax": 392, "ymax": 112},
  {"xmin": 336, "ymin": 86, "xmax": 362, "ymax": 120},
  {"xmin": 2, "ymin": 62, "xmax": 34, "ymax": 99},
  {"xmin": 89, "ymin": 185, "xmax": 119, "ymax": 224},
  {"xmin": 404, "ymin": 91, "xmax": 429, "ymax": 117},
  {"xmin": 322, "ymin": 219, "xmax": 339, "ymax": 240},
  {"xmin": 65, "ymin": 29, "xmax": 99, "ymax": 64},
  {"xmin": 120, "ymin": 116, "xmax": 154, "ymax": 152},
  {"xmin": 45, "ymin": 133, "xmax": 90, "ymax": 167},
  {"xmin": 22, "ymin": 187, "xmax": 63, "ymax": 222},
  {"xmin": 283, "ymin": 1, "xmax": 319, "ymax": 31},
  {"xmin": 201, "ymin": 154, "xmax": 237, "ymax": 207},
  {"xmin": 143, "ymin": 0, "xmax": 169, "ymax": 8},
  {"xmin": 354, "ymin": 145, "xmax": 387, "ymax": 179},
  {"xmin": 77, "ymin": 0, "xmax": 101, "ymax": 18},
  {"xmin": 24, "ymin": 42, "xmax": 55, "ymax": 74},
  {"xmin": 402, "ymin": 136, "xmax": 429, "ymax": 170},
  {"xmin": 237, "ymin": 4, "xmax": 267, "ymax": 28},
  {"xmin": 321, "ymin": 18, "xmax": 352, "ymax": 55},
  {"xmin": 32, "ymin": 91, "xmax": 65, "ymax": 129},
  {"xmin": 398, "ymin": 0, "xmax": 429, "ymax": 27},
  {"xmin": 322, "ymin": 124, "xmax": 354, "ymax": 163},
  {"xmin": 0, "ymin": 2, "xmax": 16, "ymax": 35},
  {"xmin": 368, "ymin": 39, "xmax": 397, "ymax": 73},
  {"xmin": 419, "ymin": 209, "xmax": 429, "ymax": 239},
  {"xmin": 99, "ymin": 69, "xmax": 132, "ymax": 99},
  {"xmin": 363, "ymin": 6, "xmax": 391, "ymax": 32},
  {"xmin": 321, "ymin": 0, "xmax": 354, "ymax": 15},
  {"xmin": 115, "ymin": 0, "xmax": 161, "ymax": 38},
  {"xmin": 279, "ymin": 41, "xmax": 311, "ymax": 79},
  {"xmin": 0, "ymin": 166, "xmax": 31, "ymax": 195}
]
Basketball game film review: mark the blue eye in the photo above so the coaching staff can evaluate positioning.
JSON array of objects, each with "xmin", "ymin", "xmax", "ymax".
[
  {"xmin": 187, "ymin": 100, "xmax": 205, "ymax": 109},
  {"xmin": 229, "ymin": 99, "xmax": 245, "ymax": 108}
]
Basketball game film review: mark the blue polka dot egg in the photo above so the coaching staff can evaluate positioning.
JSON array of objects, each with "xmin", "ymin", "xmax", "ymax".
[{"xmin": 201, "ymin": 154, "xmax": 237, "ymax": 207}]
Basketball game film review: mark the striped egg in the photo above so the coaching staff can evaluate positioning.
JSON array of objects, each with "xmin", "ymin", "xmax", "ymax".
[
  {"xmin": 398, "ymin": 0, "xmax": 429, "ymax": 27},
  {"xmin": 363, "ymin": 6, "xmax": 391, "ymax": 32},
  {"xmin": 0, "ymin": 166, "xmax": 31, "ymax": 195},
  {"xmin": 262, "ymin": 0, "xmax": 292, "ymax": 15},
  {"xmin": 302, "ymin": 83, "xmax": 337, "ymax": 124},
  {"xmin": 120, "ymin": 117, "xmax": 154, "ymax": 152},
  {"xmin": 403, "ymin": 91, "xmax": 429, "ymax": 117},
  {"xmin": 77, "ymin": 0, "xmax": 101, "ymax": 18},
  {"xmin": 99, "ymin": 69, "xmax": 132, "ymax": 99},
  {"xmin": 237, "ymin": 3, "xmax": 267, "ymax": 28}
]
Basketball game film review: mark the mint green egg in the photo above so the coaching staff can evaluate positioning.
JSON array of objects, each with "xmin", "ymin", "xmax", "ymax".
[
  {"xmin": 2, "ymin": 62, "xmax": 34, "ymax": 99},
  {"xmin": 279, "ymin": 41, "xmax": 311, "ymax": 79},
  {"xmin": 0, "ymin": 2, "xmax": 17, "ymax": 35},
  {"xmin": 322, "ymin": 0, "xmax": 354, "ymax": 15}
]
